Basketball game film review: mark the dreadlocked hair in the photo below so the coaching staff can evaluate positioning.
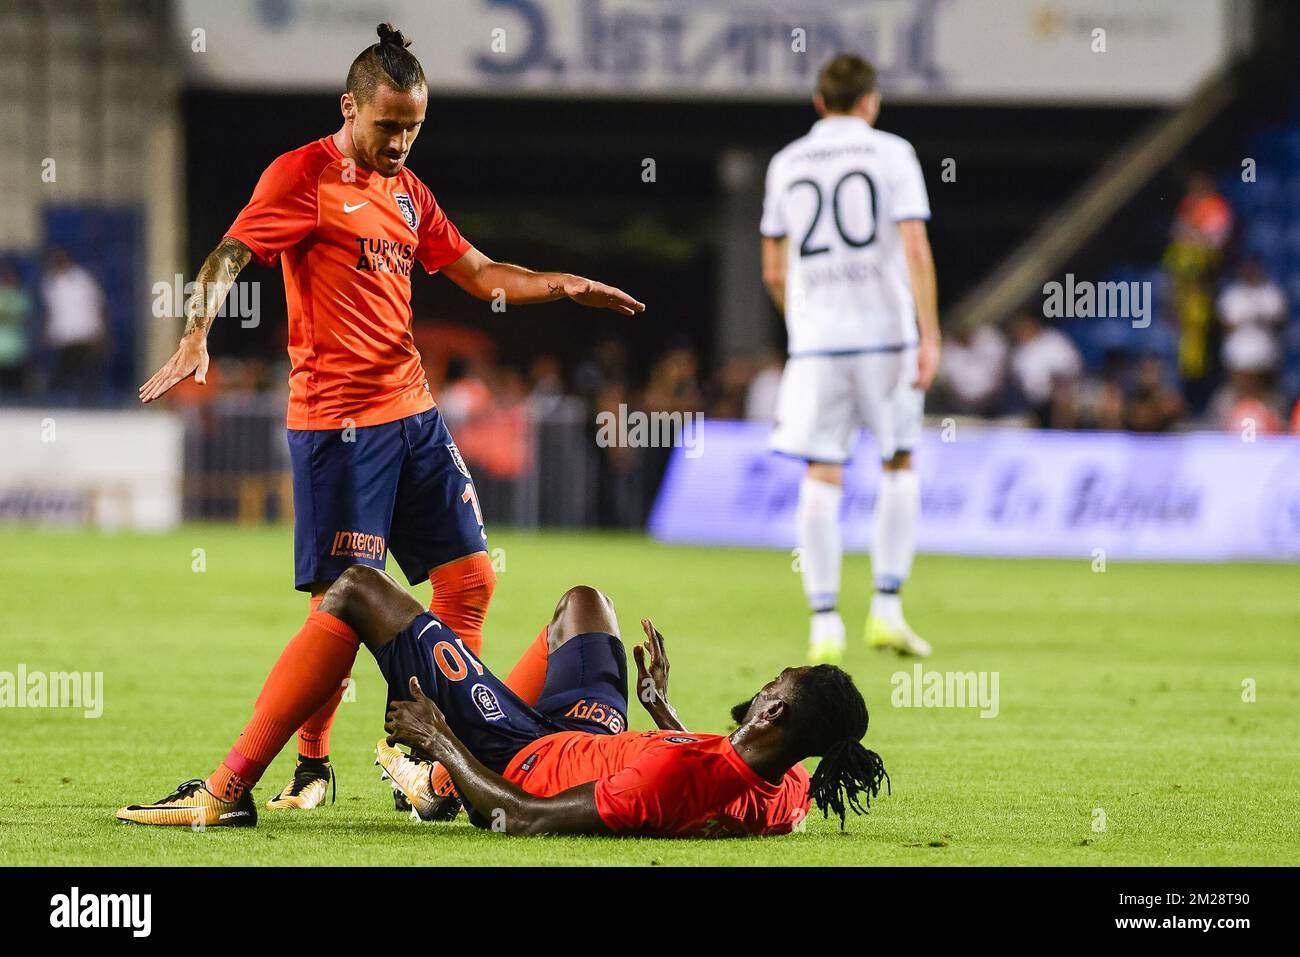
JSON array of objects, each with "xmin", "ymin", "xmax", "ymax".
[
  {"xmin": 346, "ymin": 23, "xmax": 426, "ymax": 104},
  {"xmin": 789, "ymin": 664, "xmax": 891, "ymax": 829},
  {"xmin": 809, "ymin": 739, "xmax": 890, "ymax": 829}
]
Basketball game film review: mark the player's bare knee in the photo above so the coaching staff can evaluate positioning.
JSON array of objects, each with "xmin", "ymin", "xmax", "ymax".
[
  {"xmin": 549, "ymin": 584, "xmax": 619, "ymax": 651},
  {"xmin": 884, "ymin": 450, "xmax": 912, "ymax": 471},
  {"xmin": 807, "ymin": 461, "xmax": 844, "ymax": 486},
  {"xmin": 556, "ymin": 584, "xmax": 614, "ymax": 617},
  {"xmin": 320, "ymin": 565, "xmax": 382, "ymax": 622},
  {"xmin": 321, "ymin": 565, "xmax": 419, "ymax": 648}
]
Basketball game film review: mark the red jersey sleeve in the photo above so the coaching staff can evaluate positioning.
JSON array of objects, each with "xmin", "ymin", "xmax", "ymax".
[
  {"xmin": 594, "ymin": 743, "xmax": 746, "ymax": 835},
  {"xmin": 410, "ymin": 178, "xmax": 471, "ymax": 274},
  {"xmin": 225, "ymin": 149, "xmax": 324, "ymax": 265}
]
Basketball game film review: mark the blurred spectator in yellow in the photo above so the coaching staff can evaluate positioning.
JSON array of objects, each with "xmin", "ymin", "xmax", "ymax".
[
  {"xmin": 0, "ymin": 261, "xmax": 32, "ymax": 397},
  {"xmin": 42, "ymin": 247, "xmax": 107, "ymax": 403},
  {"xmin": 1217, "ymin": 258, "xmax": 1286, "ymax": 380},
  {"xmin": 1007, "ymin": 311, "xmax": 1082, "ymax": 426},
  {"xmin": 1163, "ymin": 171, "xmax": 1234, "ymax": 392},
  {"xmin": 937, "ymin": 323, "xmax": 1008, "ymax": 416}
]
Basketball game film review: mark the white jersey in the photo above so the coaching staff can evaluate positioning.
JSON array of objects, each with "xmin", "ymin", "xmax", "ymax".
[{"xmin": 761, "ymin": 116, "xmax": 930, "ymax": 355}]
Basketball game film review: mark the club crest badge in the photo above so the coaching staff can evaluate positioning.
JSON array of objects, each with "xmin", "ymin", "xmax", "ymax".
[
  {"xmin": 471, "ymin": 683, "xmax": 506, "ymax": 722},
  {"xmin": 394, "ymin": 192, "xmax": 418, "ymax": 230},
  {"xmin": 446, "ymin": 442, "xmax": 471, "ymax": 478}
]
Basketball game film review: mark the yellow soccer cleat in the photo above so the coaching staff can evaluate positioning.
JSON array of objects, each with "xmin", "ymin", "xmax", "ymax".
[
  {"xmin": 808, "ymin": 638, "xmax": 845, "ymax": 665},
  {"xmin": 266, "ymin": 760, "xmax": 334, "ymax": 810},
  {"xmin": 866, "ymin": 614, "xmax": 932, "ymax": 657},
  {"xmin": 116, "ymin": 778, "xmax": 256, "ymax": 828},
  {"xmin": 808, "ymin": 610, "xmax": 846, "ymax": 665},
  {"xmin": 375, "ymin": 739, "xmax": 461, "ymax": 822}
]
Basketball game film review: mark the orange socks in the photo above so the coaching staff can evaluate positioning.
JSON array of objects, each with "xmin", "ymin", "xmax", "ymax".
[
  {"xmin": 208, "ymin": 611, "xmax": 360, "ymax": 802},
  {"xmin": 504, "ymin": 625, "xmax": 550, "ymax": 706},
  {"xmin": 296, "ymin": 676, "xmax": 350, "ymax": 760},
  {"xmin": 428, "ymin": 552, "xmax": 496, "ymax": 657},
  {"xmin": 296, "ymin": 593, "xmax": 349, "ymax": 760}
]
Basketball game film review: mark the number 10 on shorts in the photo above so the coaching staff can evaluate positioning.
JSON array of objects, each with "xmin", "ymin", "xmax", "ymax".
[{"xmin": 461, "ymin": 483, "xmax": 486, "ymax": 541}]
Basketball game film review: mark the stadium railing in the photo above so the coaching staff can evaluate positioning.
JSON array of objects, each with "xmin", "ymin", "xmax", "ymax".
[{"xmin": 179, "ymin": 393, "xmax": 606, "ymax": 528}]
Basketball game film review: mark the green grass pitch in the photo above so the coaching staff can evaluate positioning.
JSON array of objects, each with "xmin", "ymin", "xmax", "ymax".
[{"xmin": 1, "ymin": 525, "xmax": 1296, "ymax": 866}]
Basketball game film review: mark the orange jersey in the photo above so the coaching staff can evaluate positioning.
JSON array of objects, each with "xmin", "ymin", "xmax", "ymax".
[
  {"xmin": 504, "ymin": 730, "xmax": 811, "ymax": 838},
  {"xmin": 225, "ymin": 136, "xmax": 471, "ymax": 429}
]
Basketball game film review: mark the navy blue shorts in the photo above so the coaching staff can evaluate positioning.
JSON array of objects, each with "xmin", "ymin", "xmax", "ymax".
[
  {"xmin": 287, "ymin": 408, "xmax": 486, "ymax": 591},
  {"xmin": 374, "ymin": 612, "xmax": 630, "ymax": 777}
]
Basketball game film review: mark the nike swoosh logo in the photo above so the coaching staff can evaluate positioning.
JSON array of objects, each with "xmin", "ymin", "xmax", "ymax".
[{"xmin": 343, "ymin": 201, "xmax": 369, "ymax": 213}]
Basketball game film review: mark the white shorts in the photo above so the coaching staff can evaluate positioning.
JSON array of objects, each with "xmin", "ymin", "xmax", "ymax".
[{"xmin": 770, "ymin": 349, "xmax": 924, "ymax": 463}]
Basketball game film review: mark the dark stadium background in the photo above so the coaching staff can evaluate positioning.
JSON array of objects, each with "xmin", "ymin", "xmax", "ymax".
[{"xmin": 183, "ymin": 93, "xmax": 1158, "ymax": 377}]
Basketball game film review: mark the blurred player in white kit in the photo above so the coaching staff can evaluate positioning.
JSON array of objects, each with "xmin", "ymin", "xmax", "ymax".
[{"xmin": 760, "ymin": 54, "xmax": 940, "ymax": 663}]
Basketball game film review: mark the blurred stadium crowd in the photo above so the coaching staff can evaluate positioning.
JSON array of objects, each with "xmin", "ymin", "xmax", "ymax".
[
  {"xmin": 4, "ymin": 152, "xmax": 1298, "ymax": 439},
  {"xmin": 935, "ymin": 171, "xmax": 1297, "ymax": 437}
]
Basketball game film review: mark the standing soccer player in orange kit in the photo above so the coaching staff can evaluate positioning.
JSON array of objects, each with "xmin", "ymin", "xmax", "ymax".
[{"xmin": 136, "ymin": 23, "xmax": 644, "ymax": 814}]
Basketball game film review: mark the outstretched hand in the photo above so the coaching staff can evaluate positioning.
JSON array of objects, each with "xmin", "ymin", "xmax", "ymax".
[
  {"xmin": 385, "ymin": 676, "xmax": 453, "ymax": 758},
  {"xmin": 139, "ymin": 333, "xmax": 209, "ymax": 403},
  {"xmin": 563, "ymin": 277, "xmax": 645, "ymax": 317},
  {"xmin": 633, "ymin": 617, "xmax": 670, "ymax": 707}
]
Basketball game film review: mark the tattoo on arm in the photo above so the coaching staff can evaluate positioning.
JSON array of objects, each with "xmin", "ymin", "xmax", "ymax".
[{"xmin": 182, "ymin": 237, "xmax": 252, "ymax": 338}]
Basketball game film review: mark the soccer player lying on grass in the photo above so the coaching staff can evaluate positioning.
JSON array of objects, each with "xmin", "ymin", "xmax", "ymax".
[{"xmin": 117, "ymin": 567, "xmax": 889, "ymax": 837}]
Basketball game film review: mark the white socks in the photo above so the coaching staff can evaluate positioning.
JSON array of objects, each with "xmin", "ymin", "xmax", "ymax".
[
  {"xmin": 871, "ymin": 469, "xmax": 920, "ymax": 621},
  {"xmin": 870, "ymin": 591, "xmax": 903, "ymax": 623},
  {"xmin": 811, "ymin": 609, "xmax": 846, "ymax": 648},
  {"xmin": 797, "ymin": 475, "xmax": 843, "ymax": 614},
  {"xmin": 799, "ymin": 468, "xmax": 920, "ymax": 639}
]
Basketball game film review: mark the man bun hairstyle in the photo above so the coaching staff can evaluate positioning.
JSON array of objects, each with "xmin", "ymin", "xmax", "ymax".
[
  {"xmin": 347, "ymin": 22, "xmax": 427, "ymax": 104},
  {"xmin": 788, "ymin": 664, "xmax": 891, "ymax": 829},
  {"xmin": 817, "ymin": 53, "xmax": 877, "ymax": 113}
]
